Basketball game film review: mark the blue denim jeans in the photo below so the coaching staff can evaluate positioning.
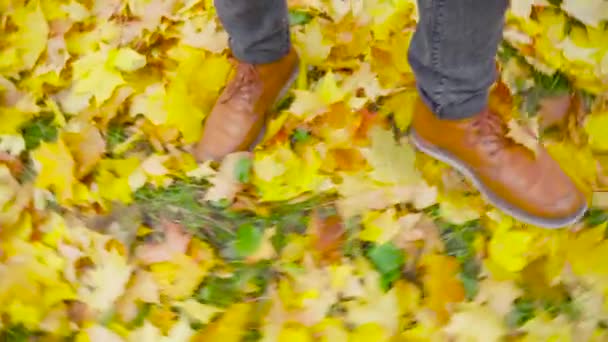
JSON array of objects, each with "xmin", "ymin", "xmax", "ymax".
[{"xmin": 215, "ymin": 0, "xmax": 508, "ymax": 119}]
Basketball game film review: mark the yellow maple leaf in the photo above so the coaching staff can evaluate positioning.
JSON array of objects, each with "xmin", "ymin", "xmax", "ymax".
[
  {"xmin": 488, "ymin": 225, "xmax": 536, "ymax": 273},
  {"xmin": 94, "ymin": 157, "xmax": 141, "ymax": 204},
  {"xmin": 443, "ymin": 304, "xmax": 507, "ymax": 342},
  {"xmin": 350, "ymin": 323, "xmax": 388, "ymax": 342},
  {"xmin": 366, "ymin": 126, "xmax": 420, "ymax": 185},
  {"xmin": 129, "ymin": 83, "xmax": 168, "ymax": 125},
  {"xmin": 32, "ymin": 138, "xmax": 76, "ymax": 203},
  {"xmin": 506, "ymin": 118, "xmax": 539, "ymax": 156},
  {"xmin": 474, "ymin": 279, "xmax": 523, "ymax": 316},
  {"xmin": 584, "ymin": 112, "xmax": 608, "ymax": 152},
  {"xmin": 0, "ymin": 0, "xmax": 49, "ymax": 73},
  {"xmin": 150, "ymin": 254, "xmax": 210, "ymax": 300},
  {"xmin": 359, "ymin": 208, "xmax": 402, "ymax": 243},
  {"xmin": 71, "ymin": 50, "xmax": 125, "ymax": 105},
  {"xmin": 546, "ymin": 141, "xmax": 596, "ymax": 198},
  {"xmin": 78, "ymin": 249, "xmax": 133, "ymax": 314},
  {"xmin": 253, "ymin": 144, "xmax": 327, "ymax": 202},
  {"xmin": 174, "ymin": 299, "xmax": 224, "ymax": 325},
  {"xmin": 165, "ymin": 53, "xmax": 231, "ymax": 142},
  {"xmin": 180, "ymin": 14, "xmax": 229, "ymax": 53},
  {"xmin": 110, "ymin": 47, "xmax": 147, "ymax": 72},
  {"xmin": 290, "ymin": 71, "xmax": 346, "ymax": 119},
  {"xmin": 294, "ymin": 18, "xmax": 332, "ymax": 65},
  {"xmin": 342, "ymin": 63, "xmax": 390, "ymax": 107},
  {"xmin": 192, "ymin": 303, "xmax": 252, "ymax": 342},
  {"xmin": 278, "ymin": 324, "xmax": 313, "ymax": 342},
  {"xmin": 380, "ymin": 90, "xmax": 417, "ymax": 131}
]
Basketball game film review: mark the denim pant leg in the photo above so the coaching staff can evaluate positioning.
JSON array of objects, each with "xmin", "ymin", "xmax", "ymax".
[
  {"xmin": 215, "ymin": 0, "xmax": 291, "ymax": 64},
  {"xmin": 408, "ymin": 0, "xmax": 509, "ymax": 119}
]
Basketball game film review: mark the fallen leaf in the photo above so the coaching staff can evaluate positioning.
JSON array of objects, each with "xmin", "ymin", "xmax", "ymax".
[
  {"xmin": 192, "ymin": 303, "xmax": 252, "ymax": 342},
  {"xmin": 204, "ymin": 152, "xmax": 250, "ymax": 203},
  {"xmin": 174, "ymin": 299, "xmax": 224, "ymax": 324},
  {"xmin": 366, "ymin": 125, "xmax": 420, "ymax": 185},
  {"xmin": 308, "ymin": 211, "xmax": 345, "ymax": 262},
  {"xmin": 443, "ymin": 304, "xmax": 507, "ymax": 342},
  {"xmin": 136, "ymin": 220, "xmax": 191, "ymax": 264},
  {"xmin": 421, "ymin": 254, "xmax": 465, "ymax": 323},
  {"xmin": 79, "ymin": 249, "xmax": 133, "ymax": 314},
  {"xmin": 32, "ymin": 138, "xmax": 75, "ymax": 203},
  {"xmin": 63, "ymin": 124, "xmax": 106, "ymax": 178},
  {"xmin": 506, "ymin": 118, "xmax": 539, "ymax": 156}
]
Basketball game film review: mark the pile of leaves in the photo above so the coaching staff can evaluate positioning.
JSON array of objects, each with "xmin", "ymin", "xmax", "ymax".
[{"xmin": 1, "ymin": 0, "xmax": 608, "ymax": 340}]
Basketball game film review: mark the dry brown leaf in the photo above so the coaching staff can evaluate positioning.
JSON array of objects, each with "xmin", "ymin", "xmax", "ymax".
[
  {"xmin": 136, "ymin": 220, "xmax": 191, "ymax": 264},
  {"xmin": 63, "ymin": 124, "xmax": 106, "ymax": 178},
  {"xmin": 538, "ymin": 94, "xmax": 571, "ymax": 129},
  {"xmin": 308, "ymin": 210, "xmax": 345, "ymax": 263},
  {"xmin": 204, "ymin": 152, "xmax": 251, "ymax": 203}
]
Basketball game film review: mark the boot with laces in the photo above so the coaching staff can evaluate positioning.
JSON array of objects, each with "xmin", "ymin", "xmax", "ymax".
[
  {"xmin": 194, "ymin": 48, "xmax": 299, "ymax": 161},
  {"xmin": 410, "ymin": 99, "xmax": 587, "ymax": 228}
]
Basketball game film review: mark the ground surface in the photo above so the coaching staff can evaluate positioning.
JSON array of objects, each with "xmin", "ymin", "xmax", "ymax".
[{"xmin": 1, "ymin": 0, "xmax": 608, "ymax": 341}]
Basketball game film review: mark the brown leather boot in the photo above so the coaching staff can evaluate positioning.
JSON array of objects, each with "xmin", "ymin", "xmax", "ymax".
[
  {"xmin": 410, "ymin": 99, "xmax": 587, "ymax": 228},
  {"xmin": 193, "ymin": 48, "xmax": 300, "ymax": 161}
]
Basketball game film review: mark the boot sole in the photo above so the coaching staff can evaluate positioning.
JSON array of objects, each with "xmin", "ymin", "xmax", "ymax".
[
  {"xmin": 409, "ymin": 129, "xmax": 587, "ymax": 229},
  {"xmin": 248, "ymin": 61, "xmax": 301, "ymax": 151}
]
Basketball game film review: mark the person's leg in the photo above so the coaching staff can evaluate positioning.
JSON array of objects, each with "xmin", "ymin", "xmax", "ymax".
[
  {"xmin": 408, "ymin": 0, "xmax": 587, "ymax": 228},
  {"xmin": 215, "ymin": 0, "xmax": 291, "ymax": 64},
  {"xmin": 194, "ymin": 0, "xmax": 299, "ymax": 161},
  {"xmin": 408, "ymin": 0, "xmax": 508, "ymax": 119}
]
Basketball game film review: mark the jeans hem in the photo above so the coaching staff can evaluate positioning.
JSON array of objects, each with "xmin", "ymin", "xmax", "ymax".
[
  {"xmin": 418, "ymin": 85, "xmax": 488, "ymax": 120},
  {"xmin": 230, "ymin": 32, "xmax": 291, "ymax": 65}
]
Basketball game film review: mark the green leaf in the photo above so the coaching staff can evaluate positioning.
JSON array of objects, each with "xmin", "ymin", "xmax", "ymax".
[
  {"xmin": 459, "ymin": 257, "xmax": 480, "ymax": 300},
  {"xmin": 3, "ymin": 325, "xmax": 30, "ymax": 342},
  {"xmin": 20, "ymin": 114, "xmax": 58, "ymax": 150},
  {"xmin": 506, "ymin": 298, "xmax": 535, "ymax": 328},
  {"xmin": 234, "ymin": 156, "xmax": 252, "ymax": 183},
  {"xmin": 291, "ymin": 128, "xmax": 310, "ymax": 144},
  {"xmin": 367, "ymin": 242, "xmax": 405, "ymax": 276},
  {"xmin": 197, "ymin": 275, "xmax": 241, "ymax": 307},
  {"xmin": 289, "ymin": 10, "xmax": 313, "ymax": 26},
  {"xmin": 234, "ymin": 224, "xmax": 263, "ymax": 258},
  {"xmin": 585, "ymin": 208, "xmax": 608, "ymax": 227}
]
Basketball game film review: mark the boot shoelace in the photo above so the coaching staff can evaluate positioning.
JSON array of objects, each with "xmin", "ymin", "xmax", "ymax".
[
  {"xmin": 471, "ymin": 110, "xmax": 509, "ymax": 156},
  {"xmin": 220, "ymin": 63, "xmax": 261, "ymax": 108}
]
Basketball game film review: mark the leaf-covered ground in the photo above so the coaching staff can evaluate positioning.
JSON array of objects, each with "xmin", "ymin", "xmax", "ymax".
[{"xmin": 1, "ymin": 0, "xmax": 608, "ymax": 340}]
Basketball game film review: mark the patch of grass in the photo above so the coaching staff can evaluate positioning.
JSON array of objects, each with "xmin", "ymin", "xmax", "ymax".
[
  {"xmin": 106, "ymin": 124, "xmax": 128, "ymax": 152},
  {"xmin": 20, "ymin": 114, "xmax": 58, "ymax": 150},
  {"xmin": 196, "ymin": 261, "xmax": 273, "ymax": 307},
  {"xmin": 134, "ymin": 178, "xmax": 335, "ymax": 253},
  {"xmin": 434, "ymin": 217, "xmax": 483, "ymax": 299}
]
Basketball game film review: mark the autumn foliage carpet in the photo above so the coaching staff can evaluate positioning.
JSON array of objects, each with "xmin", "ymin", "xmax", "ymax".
[{"xmin": 1, "ymin": 0, "xmax": 608, "ymax": 341}]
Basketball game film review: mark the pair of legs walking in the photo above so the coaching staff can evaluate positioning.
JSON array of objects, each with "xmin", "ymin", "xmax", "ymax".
[{"xmin": 194, "ymin": 0, "xmax": 588, "ymax": 228}]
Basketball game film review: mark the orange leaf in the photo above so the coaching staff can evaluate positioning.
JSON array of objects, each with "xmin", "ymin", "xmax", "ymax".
[
  {"xmin": 308, "ymin": 211, "xmax": 346, "ymax": 263},
  {"xmin": 421, "ymin": 254, "xmax": 465, "ymax": 323}
]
